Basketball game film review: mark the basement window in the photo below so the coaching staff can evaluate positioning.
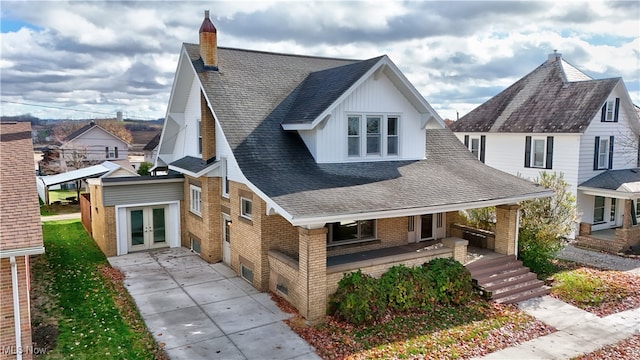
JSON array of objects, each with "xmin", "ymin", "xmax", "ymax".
[
  {"xmin": 190, "ymin": 238, "xmax": 201, "ymax": 254},
  {"xmin": 241, "ymin": 263, "xmax": 254, "ymax": 283}
]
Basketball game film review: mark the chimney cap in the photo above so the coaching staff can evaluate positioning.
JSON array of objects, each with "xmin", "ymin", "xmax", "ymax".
[
  {"xmin": 548, "ymin": 50, "xmax": 562, "ymax": 62},
  {"xmin": 200, "ymin": 10, "xmax": 217, "ymax": 33}
]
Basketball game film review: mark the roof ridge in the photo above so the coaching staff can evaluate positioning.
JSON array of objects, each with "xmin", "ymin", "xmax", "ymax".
[{"xmin": 184, "ymin": 42, "xmax": 363, "ymax": 62}]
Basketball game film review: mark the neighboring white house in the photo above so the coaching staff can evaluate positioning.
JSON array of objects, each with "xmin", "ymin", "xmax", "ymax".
[
  {"xmin": 59, "ymin": 121, "xmax": 129, "ymax": 169},
  {"xmin": 450, "ymin": 52, "xmax": 640, "ymax": 251}
]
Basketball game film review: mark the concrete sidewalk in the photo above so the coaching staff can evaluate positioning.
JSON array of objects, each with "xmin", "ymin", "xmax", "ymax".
[
  {"xmin": 108, "ymin": 248, "xmax": 319, "ymax": 360},
  {"xmin": 474, "ymin": 295, "xmax": 640, "ymax": 359},
  {"xmin": 41, "ymin": 212, "xmax": 81, "ymax": 222}
]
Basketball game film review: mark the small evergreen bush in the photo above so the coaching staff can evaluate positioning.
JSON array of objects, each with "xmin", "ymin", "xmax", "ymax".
[
  {"xmin": 328, "ymin": 270, "xmax": 386, "ymax": 325},
  {"xmin": 423, "ymin": 257, "xmax": 473, "ymax": 305}
]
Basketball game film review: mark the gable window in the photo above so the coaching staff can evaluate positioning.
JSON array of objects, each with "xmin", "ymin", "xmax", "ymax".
[
  {"xmin": 105, "ymin": 146, "xmax": 118, "ymax": 159},
  {"xmin": 190, "ymin": 185, "xmax": 202, "ymax": 216},
  {"xmin": 366, "ymin": 116, "xmax": 381, "ymax": 155},
  {"xmin": 240, "ymin": 197, "xmax": 252, "ymax": 219},
  {"xmin": 347, "ymin": 114, "xmax": 400, "ymax": 158},
  {"xmin": 326, "ymin": 220, "xmax": 376, "ymax": 245},
  {"xmin": 348, "ymin": 116, "xmax": 360, "ymax": 157},
  {"xmin": 387, "ymin": 117, "xmax": 399, "ymax": 156},
  {"xmin": 197, "ymin": 119, "xmax": 202, "ymax": 155},
  {"xmin": 464, "ymin": 135, "xmax": 486, "ymax": 162},
  {"xmin": 222, "ymin": 157, "xmax": 229, "ymax": 198},
  {"xmin": 593, "ymin": 136, "xmax": 614, "ymax": 170},
  {"xmin": 593, "ymin": 196, "xmax": 605, "ymax": 223},
  {"xmin": 600, "ymin": 98, "xmax": 620, "ymax": 122},
  {"xmin": 524, "ymin": 136, "xmax": 553, "ymax": 169}
]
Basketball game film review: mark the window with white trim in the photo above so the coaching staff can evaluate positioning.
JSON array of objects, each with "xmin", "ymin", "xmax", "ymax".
[
  {"xmin": 240, "ymin": 197, "xmax": 252, "ymax": 219},
  {"xmin": 470, "ymin": 138, "xmax": 480, "ymax": 160},
  {"xmin": 598, "ymin": 138, "xmax": 609, "ymax": 169},
  {"xmin": 197, "ymin": 119, "xmax": 202, "ymax": 155},
  {"xmin": 222, "ymin": 157, "xmax": 229, "ymax": 198},
  {"xmin": 601, "ymin": 98, "xmax": 619, "ymax": 123},
  {"xmin": 190, "ymin": 185, "xmax": 202, "ymax": 216},
  {"xmin": 532, "ymin": 139, "xmax": 546, "ymax": 168},
  {"xmin": 326, "ymin": 220, "xmax": 376, "ymax": 245},
  {"xmin": 347, "ymin": 114, "xmax": 400, "ymax": 158},
  {"xmin": 593, "ymin": 196, "xmax": 605, "ymax": 223},
  {"xmin": 524, "ymin": 136, "xmax": 553, "ymax": 169}
]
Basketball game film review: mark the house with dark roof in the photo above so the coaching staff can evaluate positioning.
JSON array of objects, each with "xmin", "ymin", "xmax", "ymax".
[
  {"xmin": 59, "ymin": 121, "xmax": 129, "ymax": 170},
  {"xmin": 0, "ymin": 122, "xmax": 45, "ymax": 358},
  {"xmin": 89, "ymin": 12, "xmax": 552, "ymax": 320},
  {"xmin": 449, "ymin": 52, "xmax": 640, "ymax": 252}
]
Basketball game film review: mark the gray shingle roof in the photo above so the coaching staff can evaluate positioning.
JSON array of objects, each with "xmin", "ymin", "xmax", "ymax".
[
  {"xmin": 63, "ymin": 122, "xmax": 96, "ymax": 141},
  {"xmin": 449, "ymin": 58, "xmax": 620, "ymax": 133},
  {"xmin": 579, "ymin": 168, "xmax": 640, "ymax": 191},
  {"xmin": 170, "ymin": 156, "xmax": 215, "ymax": 174},
  {"xmin": 185, "ymin": 45, "xmax": 549, "ymax": 220}
]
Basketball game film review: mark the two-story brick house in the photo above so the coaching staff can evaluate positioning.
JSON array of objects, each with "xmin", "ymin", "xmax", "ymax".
[
  {"xmin": 450, "ymin": 52, "xmax": 640, "ymax": 252},
  {"xmin": 89, "ymin": 12, "xmax": 552, "ymax": 320}
]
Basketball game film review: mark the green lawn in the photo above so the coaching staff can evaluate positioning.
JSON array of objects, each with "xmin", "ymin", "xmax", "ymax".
[{"xmin": 33, "ymin": 220, "xmax": 165, "ymax": 359}]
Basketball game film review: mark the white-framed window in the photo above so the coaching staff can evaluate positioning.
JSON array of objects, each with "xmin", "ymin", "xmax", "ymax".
[
  {"xmin": 601, "ymin": 98, "xmax": 619, "ymax": 123},
  {"xmin": 190, "ymin": 237, "xmax": 201, "ymax": 254},
  {"xmin": 190, "ymin": 185, "xmax": 202, "ymax": 216},
  {"xmin": 470, "ymin": 137, "xmax": 480, "ymax": 160},
  {"xmin": 598, "ymin": 138, "xmax": 609, "ymax": 169},
  {"xmin": 593, "ymin": 196, "xmax": 605, "ymax": 223},
  {"xmin": 532, "ymin": 139, "xmax": 546, "ymax": 168},
  {"xmin": 348, "ymin": 116, "xmax": 360, "ymax": 157},
  {"xmin": 241, "ymin": 263, "xmax": 254, "ymax": 283},
  {"xmin": 387, "ymin": 117, "xmax": 399, "ymax": 156},
  {"xmin": 525, "ymin": 136, "xmax": 553, "ymax": 169},
  {"xmin": 610, "ymin": 198, "xmax": 617, "ymax": 222},
  {"xmin": 326, "ymin": 220, "xmax": 376, "ymax": 246},
  {"xmin": 105, "ymin": 146, "xmax": 118, "ymax": 159},
  {"xmin": 636, "ymin": 199, "xmax": 640, "ymax": 220},
  {"xmin": 197, "ymin": 119, "xmax": 202, "ymax": 155},
  {"xmin": 240, "ymin": 197, "xmax": 252, "ymax": 219},
  {"xmin": 347, "ymin": 114, "xmax": 400, "ymax": 158},
  {"xmin": 222, "ymin": 157, "xmax": 229, "ymax": 198}
]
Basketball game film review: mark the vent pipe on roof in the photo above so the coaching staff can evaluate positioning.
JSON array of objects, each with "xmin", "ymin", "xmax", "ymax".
[
  {"xmin": 548, "ymin": 49, "xmax": 562, "ymax": 62},
  {"xmin": 199, "ymin": 10, "xmax": 218, "ymax": 70}
]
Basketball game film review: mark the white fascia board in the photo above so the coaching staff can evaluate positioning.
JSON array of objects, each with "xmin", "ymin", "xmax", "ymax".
[
  {"xmin": 287, "ymin": 191, "xmax": 553, "ymax": 227},
  {"xmin": 578, "ymin": 186, "xmax": 639, "ymax": 200},
  {"xmin": 0, "ymin": 246, "xmax": 45, "ymax": 258}
]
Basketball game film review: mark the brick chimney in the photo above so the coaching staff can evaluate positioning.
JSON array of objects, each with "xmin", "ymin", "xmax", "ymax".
[
  {"xmin": 199, "ymin": 10, "xmax": 218, "ymax": 69},
  {"xmin": 548, "ymin": 50, "xmax": 562, "ymax": 63}
]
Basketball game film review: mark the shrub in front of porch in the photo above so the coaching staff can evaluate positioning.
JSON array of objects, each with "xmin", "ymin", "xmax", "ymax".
[{"xmin": 329, "ymin": 259, "xmax": 474, "ymax": 325}]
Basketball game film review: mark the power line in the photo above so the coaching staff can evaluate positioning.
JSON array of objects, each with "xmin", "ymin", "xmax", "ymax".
[{"xmin": 0, "ymin": 100, "xmax": 160, "ymax": 121}]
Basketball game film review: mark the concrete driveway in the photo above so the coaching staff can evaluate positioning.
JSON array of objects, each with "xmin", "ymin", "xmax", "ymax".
[{"xmin": 108, "ymin": 247, "xmax": 319, "ymax": 360}]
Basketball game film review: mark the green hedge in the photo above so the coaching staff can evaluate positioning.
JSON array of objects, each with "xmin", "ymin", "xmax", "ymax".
[{"xmin": 328, "ymin": 257, "xmax": 474, "ymax": 325}]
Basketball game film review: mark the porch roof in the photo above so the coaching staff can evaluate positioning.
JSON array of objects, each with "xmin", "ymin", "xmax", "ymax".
[
  {"xmin": 578, "ymin": 168, "xmax": 640, "ymax": 199},
  {"xmin": 249, "ymin": 129, "xmax": 552, "ymax": 226},
  {"xmin": 169, "ymin": 156, "xmax": 219, "ymax": 178}
]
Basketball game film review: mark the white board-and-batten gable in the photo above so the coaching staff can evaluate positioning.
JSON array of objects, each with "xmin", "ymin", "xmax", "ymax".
[{"xmin": 291, "ymin": 57, "xmax": 443, "ymax": 163}]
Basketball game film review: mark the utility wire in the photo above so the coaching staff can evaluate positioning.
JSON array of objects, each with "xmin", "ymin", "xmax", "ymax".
[{"xmin": 1, "ymin": 100, "xmax": 160, "ymax": 121}]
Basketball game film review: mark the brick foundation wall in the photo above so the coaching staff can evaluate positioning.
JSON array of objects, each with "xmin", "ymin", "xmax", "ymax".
[
  {"xmin": 0, "ymin": 256, "xmax": 34, "ymax": 360},
  {"xmin": 574, "ymin": 235, "xmax": 627, "ymax": 254},
  {"xmin": 184, "ymin": 176, "xmax": 222, "ymax": 263}
]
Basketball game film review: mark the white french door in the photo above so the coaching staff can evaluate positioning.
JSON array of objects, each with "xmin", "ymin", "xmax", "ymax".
[
  {"xmin": 128, "ymin": 206, "xmax": 168, "ymax": 252},
  {"xmin": 222, "ymin": 214, "xmax": 231, "ymax": 265}
]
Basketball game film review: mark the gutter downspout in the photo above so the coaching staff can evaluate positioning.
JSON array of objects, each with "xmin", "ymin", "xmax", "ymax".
[
  {"xmin": 514, "ymin": 208, "xmax": 521, "ymax": 258},
  {"xmin": 10, "ymin": 256, "xmax": 23, "ymax": 360}
]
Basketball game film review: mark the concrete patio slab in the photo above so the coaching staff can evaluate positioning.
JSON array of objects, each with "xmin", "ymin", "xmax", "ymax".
[
  {"xmin": 200, "ymin": 294, "xmax": 290, "ymax": 335},
  {"xmin": 108, "ymin": 248, "xmax": 320, "ymax": 360},
  {"xmin": 169, "ymin": 266, "xmax": 225, "ymax": 287},
  {"xmin": 143, "ymin": 306, "xmax": 224, "ymax": 350},
  {"xmin": 229, "ymin": 321, "xmax": 319, "ymax": 360},
  {"xmin": 165, "ymin": 336, "xmax": 246, "ymax": 360},
  {"xmin": 123, "ymin": 272, "xmax": 178, "ymax": 295},
  {"xmin": 133, "ymin": 287, "xmax": 196, "ymax": 316}
]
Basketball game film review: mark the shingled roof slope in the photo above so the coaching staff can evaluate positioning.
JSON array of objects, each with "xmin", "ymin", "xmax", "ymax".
[
  {"xmin": 449, "ymin": 58, "xmax": 620, "ymax": 133},
  {"xmin": 579, "ymin": 168, "xmax": 640, "ymax": 191},
  {"xmin": 0, "ymin": 122, "xmax": 43, "ymax": 251},
  {"xmin": 185, "ymin": 45, "xmax": 549, "ymax": 221},
  {"xmin": 63, "ymin": 122, "xmax": 96, "ymax": 141}
]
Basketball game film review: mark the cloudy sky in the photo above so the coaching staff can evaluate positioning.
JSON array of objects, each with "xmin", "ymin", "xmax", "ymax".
[{"xmin": 1, "ymin": 0, "xmax": 639, "ymax": 121}]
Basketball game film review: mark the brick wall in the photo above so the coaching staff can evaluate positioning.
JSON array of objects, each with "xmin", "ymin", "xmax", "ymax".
[
  {"xmin": 494, "ymin": 205, "xmax": 518, "ymax": 255},
  {"xmin": 200, "ymin": 91, "xmax": 216, "ymax": 160},
  {"xmin": 0, "ymin": 256, "xmax": 34, "ymax": 360},
  {"xmin": 89, "ymin": 183, "xmax": 117, "ymax": 257},
  {"xmin": 184, "ymin": 176, "xmax": 222, "ymax": 263}
]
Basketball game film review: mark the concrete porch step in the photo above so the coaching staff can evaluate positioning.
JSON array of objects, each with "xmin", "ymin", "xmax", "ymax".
[{"xmin": 466, "ymin": 254, "xmax": 549, "ymax": 304}]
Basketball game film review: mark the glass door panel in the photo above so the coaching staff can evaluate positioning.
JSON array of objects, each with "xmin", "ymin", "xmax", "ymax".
[
  {"xmin": 152, "ymin": 207, "xmax": 166, "ymax": 243},
  {"xmin": 130, "ymin": 209, "xmax": 145, "ymax": 246}
]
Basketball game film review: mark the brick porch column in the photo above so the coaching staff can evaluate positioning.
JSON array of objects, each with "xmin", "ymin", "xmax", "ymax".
[
  {"xmin": 298, "ymin": 226, "xmax": 327, "ymax": 321},
  {"xmin": 622, "ymin": 199, "xmax": 633, "ymax": 229},
  {"xmin": 495, "ymin": 204, "xmax": 519, "ymax": 255}
]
